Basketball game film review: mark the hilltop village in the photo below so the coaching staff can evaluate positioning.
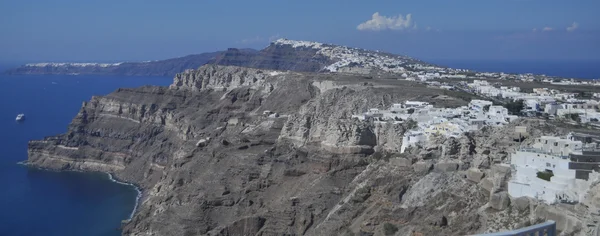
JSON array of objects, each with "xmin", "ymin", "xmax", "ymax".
[
  {"xmin": 351, "ymin": 69, "xmax": 600, "ymax": 208},
  {"xmin": 351, "ymin": 100, "xmax": 518, "ymax": 153}
]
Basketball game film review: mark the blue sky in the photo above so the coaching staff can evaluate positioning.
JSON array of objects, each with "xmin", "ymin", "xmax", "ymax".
[{"xmin": 0, "ymin": 0, "xmax": 599, "ymax": 63}]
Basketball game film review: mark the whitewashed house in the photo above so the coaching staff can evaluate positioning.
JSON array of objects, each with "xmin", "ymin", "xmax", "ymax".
[{"xmin": 508, "ymin": 136, "xmax": 599, "ymax": 204}]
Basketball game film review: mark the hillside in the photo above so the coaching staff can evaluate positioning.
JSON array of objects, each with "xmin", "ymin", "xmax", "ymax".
[{"xmin": 26, "ymin": 65, "xmax": 599, "ymax": 235}]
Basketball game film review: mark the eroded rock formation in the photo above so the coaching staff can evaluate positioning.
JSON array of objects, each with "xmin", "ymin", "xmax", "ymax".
[{"xmin": 27, "ymin": 65, "xmax": 600, "ymax": 235}]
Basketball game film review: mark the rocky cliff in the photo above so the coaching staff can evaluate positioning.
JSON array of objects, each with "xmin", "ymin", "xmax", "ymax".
[
  {"xmin": 27, "ymin": 65, "xmax": 599, "ymax": 236},
  {"xmin": 209, "ymin": 39, "xmax": 443, "ymax": 76}
]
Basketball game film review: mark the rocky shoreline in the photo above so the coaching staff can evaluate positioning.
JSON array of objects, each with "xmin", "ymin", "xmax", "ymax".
[{"xmin": 26, "ymin": 65, "xmax": 600, "ymax": 235}]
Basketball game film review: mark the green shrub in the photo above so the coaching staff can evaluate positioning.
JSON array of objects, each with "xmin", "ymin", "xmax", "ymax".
[
  {"xmin": 406, "ymin": 119, "xmax": 418, "ymax": 129},
  {"xmin": 536, "ymin": 171, "xmax": 554, "ymax": 181},
  {"xmin": 504, "ymin": 100, "xmax": 524, "ymax": 115},
  {"xmin": 564, "ymin": 113, "xmax": 581, "ymax": 123}
]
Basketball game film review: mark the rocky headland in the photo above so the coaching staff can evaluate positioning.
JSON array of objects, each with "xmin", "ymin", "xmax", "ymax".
[
  {"xmin": 27, "ymin": 64, "xmax": 600, "ymax": 235},
  {"xmin": 5, "ymin": 39, "xmax": 441, "ymax": 77}
]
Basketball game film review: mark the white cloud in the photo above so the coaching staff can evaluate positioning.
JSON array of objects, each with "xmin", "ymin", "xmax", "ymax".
[
  {"xmin": 542, "ymin": 27, "xmax": 553, "ymax": 32},
  {"xmin": 426, "ymin": 26, "xmax": 431, "ymax": 31},
  {"xmin": 357, "ymin": 12, "xmax": 416, "ymax": 31},
  {"xmin": 532, "ymin": 28, "xmax": 537, "ymax": 32},
  {"xmin": 566, "ymin": 22, "xmax": 579, "ymax": 32}
]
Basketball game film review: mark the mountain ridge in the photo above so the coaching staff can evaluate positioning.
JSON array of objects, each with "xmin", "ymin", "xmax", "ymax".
[{"xmin": 4, "ymin": 39, "xmax": 447, "ymax": 77}]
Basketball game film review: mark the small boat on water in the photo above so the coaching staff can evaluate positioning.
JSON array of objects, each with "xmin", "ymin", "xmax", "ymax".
[{"xmin": 16, "ymin": 114, "xmax": 25, "ymax": 121}]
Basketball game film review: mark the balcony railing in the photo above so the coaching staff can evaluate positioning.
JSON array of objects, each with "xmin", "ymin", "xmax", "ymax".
[{"xmin": 473, "ymin": 221, "xmax": 556, "ymax": 236}]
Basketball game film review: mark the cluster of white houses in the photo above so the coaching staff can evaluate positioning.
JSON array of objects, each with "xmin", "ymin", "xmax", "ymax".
[
  {"xmin": 351, "ymin": 99, "xmax": 519, "ymax": 153},
  {"xmin": 352, "ymin": 99, "xmax": 600, "ymax": 205},
  {"xmin": 466, "ymin": 80, "xmax": 600, "ymax": 122},
  {"xmin": 508, "ymin": 133, "xmax": 600, "ymax": 204}
]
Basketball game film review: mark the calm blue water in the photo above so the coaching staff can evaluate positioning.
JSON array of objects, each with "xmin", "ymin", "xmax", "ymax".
[
  {"xmin": 0, "ymin": 73, "xmax": 172, "ymax": 236},
  {"xmin": 428, "ymin": 59, "xmax": 600, "ymax": 80}
]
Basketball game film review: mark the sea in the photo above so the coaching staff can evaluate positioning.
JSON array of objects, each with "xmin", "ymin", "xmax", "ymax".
[
  {"xmin": 0, "ymin": 67, "xmax": 172, "ymax": 236},
  {"xmin": 428, "ymin": 59, "xmax": 600, "ymax": 80}
]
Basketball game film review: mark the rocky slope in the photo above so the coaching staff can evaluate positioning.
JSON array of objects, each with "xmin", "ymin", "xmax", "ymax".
[{"xmin": 27, "ymin": 65, "xmax": 599, "ymax": 236}]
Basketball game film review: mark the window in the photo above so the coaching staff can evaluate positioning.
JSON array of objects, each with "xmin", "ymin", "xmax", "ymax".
[
  {"xmin": 554, "ymin": 142, "xmax": 558, "ymax": 146},
  {"xmin": 565, "ymin": 144, "xmax": 569, "ymax": 147},
  {"xmin": 546, "ymin": 163, "xmax": 551, "ymax": 167}
]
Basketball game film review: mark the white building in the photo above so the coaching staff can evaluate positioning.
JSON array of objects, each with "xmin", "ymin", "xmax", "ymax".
[
  {"xmin": 507, "ymin": 136, "xmax": 598, "ymax": 204},
  {"xmin": 393, "ymin": 99, "xmax": 519, "ymax": 153},
  {"xmin": 469, "ymin": 100, "xmax": 493, "ymax": 111},
  {"xmin": 555, "ymin": 103, "xmax": 599, "ymax": 116},
  {"xmin": 404, "ymin": 101, "xmax": 430, "ymax": 108},
  {"xmin": 544, "ymin": 103, "xmax": 561, "ymax": 116},
  {"xmin": 400, "ymin": 130, "xmax": 427, "ymax": 153},
  {"xmin": 524, "ymin": 99, "xmax": 540, "ymax": 112}
]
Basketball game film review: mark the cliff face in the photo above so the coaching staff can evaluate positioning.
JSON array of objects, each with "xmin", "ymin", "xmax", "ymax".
[
  {"xmin": 207, "ymin": 44, "xmax": 333, "ymax": 73},
  {"xmin": 27, "ymin": 65, "xmax": 599, "ymax": 236}
]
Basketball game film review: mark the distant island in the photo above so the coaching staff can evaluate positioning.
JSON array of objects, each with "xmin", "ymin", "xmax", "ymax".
[
  {"xmin": 5, "ymin": 39, "xmax": 446, "ymax": 77},
  {"xmin": 5, "ymin": 39, "xmax": 598, "ymax": 86},
  {"xmin": 3, "ymin": 51, "xmax": 224, "ymax": 77}
]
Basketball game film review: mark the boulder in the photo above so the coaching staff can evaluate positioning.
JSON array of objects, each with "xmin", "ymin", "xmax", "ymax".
[
  {"xmin": 434, "ymin": 162, "xmax": 459, "ymax": 172},
  {"xmin": 490, "ymin": 164, "xmax": 511, "ymax": 192},
  {"xmin": 228, "ymin": 118, "xmax": 239, "ymax": 126},
  {"xmin": 221, "ymin": 139, "xmax": 230, "ymax": 146},
  {"xmin": 391, "ymin": 158, "xmax": 412, "ymax": 167},
  {"xmin": 489, "ymin": 191, "xmax": 511, "ymax": 210},
  {"xmin": 466, "ymin": 168, "xmax": 485, "ymax": 183},
  {"xmin": 513, "ymin": 197, "xmax": 530, "ymax": 212},
  {"xmin": 491, "ymin": 164, "xmax": 511, "ymax": 176},
  {"xmin": 479, "ymin": 178, "xmax": 494, "ymax": 196},
  {"xmin": 535, "ymin": 205, "xmax": 583, "ymax": 234},
  {"xmin": 413, "ymin": 161, "xmax": 433, "ymax": 174},
  {"xmin": 196, "ymin": 138, "xmax": 211, "ymax": 147}
]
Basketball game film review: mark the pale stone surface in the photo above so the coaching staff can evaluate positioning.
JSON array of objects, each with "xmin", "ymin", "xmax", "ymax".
[
  {"xmin": 535, "ymin": 205, "xmax": 583, "ymax": 234},
  {"xmin": 479, "ymin": 178, "xmax": 494, "ymax": 196},
  {"xmin": 513, "ymin": 197, "xmax": 530, "ymax": 211},
  {"xmin": 434, "ymin": 162, "xmax": 459, "ymax": 172},
  {"xmin": 390, "ymin": 157, "xmax": 412, "ymax": 167},
  {"xmin": 466, "ymin": 168, "xmax": 485, "ymax": 183},
  {"xmin": 489, "ymin": 192, "xmax": 511, "ymax": 210},
  {"xmin": 413, "ymin": 161, "xmax": 433, "ymax": 174}
]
